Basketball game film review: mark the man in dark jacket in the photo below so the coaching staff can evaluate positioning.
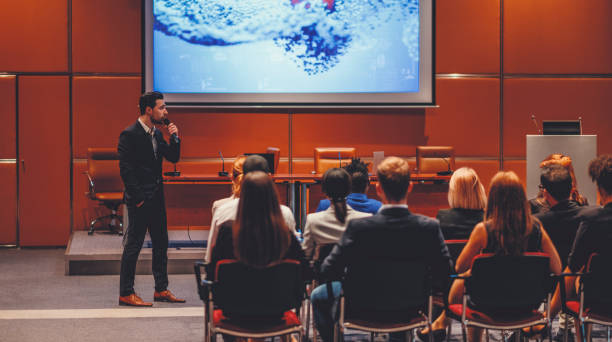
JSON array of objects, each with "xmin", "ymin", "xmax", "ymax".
[
  {"xmin": 117, "ymin": 91, "xmax": 183, "ymax": 306},
  {"xmin": 311, "ymin": 156, "xmax": 453, "ymax": 342}
]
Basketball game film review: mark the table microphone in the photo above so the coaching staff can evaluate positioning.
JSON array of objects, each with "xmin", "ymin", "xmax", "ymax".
[
  {"xmin": 162, "ymin": 118, "xmax": 180, "ymax": 144},
  {"xmin": 218, "ymin": 151, "xmax": 229, "ymax": 177},
  {"xmin": 531, "ymin": 114, "xmax": 541, "ymax": 135}
]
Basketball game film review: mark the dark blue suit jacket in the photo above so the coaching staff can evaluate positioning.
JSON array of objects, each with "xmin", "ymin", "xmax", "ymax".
[{"xmin": 320, "ymin": 207, "xmax": 453, "ymax": 291}]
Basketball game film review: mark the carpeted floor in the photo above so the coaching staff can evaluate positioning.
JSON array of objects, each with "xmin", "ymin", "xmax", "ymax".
[{"xmin": 0, "ymin": 249, "xmax": 608, "ymax": 342}]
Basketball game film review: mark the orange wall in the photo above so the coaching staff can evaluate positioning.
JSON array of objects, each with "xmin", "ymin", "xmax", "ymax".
[{"xmin": 0, "ymin": 0, "xmax": 611, "ymax": 245}]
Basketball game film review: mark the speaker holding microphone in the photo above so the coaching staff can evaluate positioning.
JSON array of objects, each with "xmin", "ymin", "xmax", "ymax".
[{"xmin": 162, "ymin": 118, "xmax": 181, "ymax": 176}]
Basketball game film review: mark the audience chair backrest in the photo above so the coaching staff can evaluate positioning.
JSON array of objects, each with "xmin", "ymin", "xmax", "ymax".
[
  {"xmin": 466, "ymin": 253, "xmax": 553, "ymax": 312},
  {"xmin": 314, "ymin": 147, "xmax": 356, "ymax": 174},
  {"xmin": 213, "ymin": 259, "xmax": 304, "ymax": 318},
  {"xmin": 583, "ymin": 253, "xmax": 612, "ymax": 309},
  {"xmin": 87, "ymin": 148, "xmax": 123, "ymax": 194},
  {"xmin": 266, "ymin": 147, "xmax": 280, "ymax": 174},
  {"xmin": 416, "ymin": 146, "xmax": 455, "ymax": 173},
  {"xmin": 343, "ymin": 258, "xmax": 429, "ymax": 315},
  {"xmin": 445, "ymin": 239, "xmax": 468, "ymax": 263}
]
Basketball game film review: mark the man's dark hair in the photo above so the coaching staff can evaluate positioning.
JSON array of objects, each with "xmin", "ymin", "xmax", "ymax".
[
  {"xmin": 540, "ymin": 164, "xmax": 572, "ymax": 202},
  {"xmin": 243, "ymin": 155, "xmax": 270, "ymax": 175},
  {"xmin": 343, "ymin": 158, "xmax": 370, "ymax": 193},
  {"xmin": 139, "ymin": 91, "xmax": 164, "ymax": 115},
  {"xmin": 588, "ymin": 154, "xmax": 612, "ymax": 195}
]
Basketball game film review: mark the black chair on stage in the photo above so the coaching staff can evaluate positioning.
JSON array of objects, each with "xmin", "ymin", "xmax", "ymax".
[
  {"xmin": 194, "ymin": 259, "xmax": 305, "ymax": 342},
  {"xmin": 447, "ymin": 253, "xmax": 555, "ymax": 342},
  {"xmin": 332, "ymin": 258, "xmax": 434, "ymax": 342},
  {"xmin": 558, "ymin": 253, "xmax": 612, "ymax": 342}
]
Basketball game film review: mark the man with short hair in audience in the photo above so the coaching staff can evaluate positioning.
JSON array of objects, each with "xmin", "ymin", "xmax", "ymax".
[
  {"xmin": 536, "ymin": 164, "xmax": 594, "ymax": 269},
  {"xmin": 316, "ymin": 158, "xmax": 382, "ymax": 214},
  {"xmin": 535, "ymin": 164, "xmax": 596, "ymax": 341},
  {"xmin": 544, "ymin": 154, "xmax": 612, "ymax": 341},
  {"xmin": 311, "ymin": 156, "xmax": 453, "ymax": 342},
  {"xmin": 205, "ymin": 155, "xmax": 296, "ymax": 262}
]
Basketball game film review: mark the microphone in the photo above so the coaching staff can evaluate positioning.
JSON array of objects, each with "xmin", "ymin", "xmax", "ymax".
[
  {"xmin": 578, "ymin": 116, "xmax": 583, "ymax": 135},
  {"xmin": 338, "ymin": 152, "xmax": 342, "ymax": 168},
  {"xmin": 161, "ymin": 118, "xmax": 181, "ymax": 176},
  {"xmin": 218, "ymin": 151, "xmax": 229, "ymax": 177},
  {"xmin": 531, "ymin": 114, "xmax": 541, "ymax": 135},
  {"xmin": 162, "ymin": 118, "xmax": 180, "ymax": 144},
  {"xmin": 437, "ymin": 157, "xmax": 453, "ymax": 176}
]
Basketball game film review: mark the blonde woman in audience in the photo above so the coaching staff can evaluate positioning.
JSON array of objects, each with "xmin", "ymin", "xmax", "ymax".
[
  {"xmin": 420, "ymin": 171, "xmax": 561, "ymax": 342},
  {"xmin": 530, "ymin": 153, "xmax": 588, "ymax": 214},
  {"xmin": 436, "ymin": 167, "xmax": 486, "ymax": 240},
  {"xmin": 211, "ymin": 155, "xmax": 246, "ymax": 216}
]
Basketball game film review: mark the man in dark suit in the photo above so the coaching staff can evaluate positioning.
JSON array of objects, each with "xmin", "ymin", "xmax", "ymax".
[
  {"xmin": 311, "ymin": 157, "xmax": 453, "ymax": 342},
  {"xmin": 536, "ymin": 164, "xmax": 595, "ymax": 269},
  {"xmin": 117, "ymin": 91, "xmax": 184, "ymax": 306}
]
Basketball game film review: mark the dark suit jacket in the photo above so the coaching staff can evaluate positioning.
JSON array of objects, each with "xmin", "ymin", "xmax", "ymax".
[
  {"xmin": 320, "ymin": 207, "xmax": 453, "ymax": 291},
  {"xmin": 117, "ymin": 120, "xmax": 180, "ymax": 206},
  {"xmin": 436, "ymin": 208, "xmax": 483, "ymax": 240},
  {"xmin": 568, "ymin": 202, "xmax": 612, "ymax": 272},
  {"xmin": 535, "ymin": 200, "xmax": 597, "ymax": 269}
]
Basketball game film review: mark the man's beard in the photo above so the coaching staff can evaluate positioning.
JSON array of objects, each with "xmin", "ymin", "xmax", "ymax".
[{"xmin": 151, "ymin": 117, "xmax": 164, "ymax": 125}]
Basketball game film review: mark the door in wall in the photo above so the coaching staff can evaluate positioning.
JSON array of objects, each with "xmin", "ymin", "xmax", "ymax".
[{"xmin": 18, "ymin": 76, "xmax": 71, "ymax": 246}]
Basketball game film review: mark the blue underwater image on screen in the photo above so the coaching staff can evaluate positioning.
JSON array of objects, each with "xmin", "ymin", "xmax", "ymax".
[{"xmin": 153, "ymin": 0, "xmax": 420, "ymax": 94}]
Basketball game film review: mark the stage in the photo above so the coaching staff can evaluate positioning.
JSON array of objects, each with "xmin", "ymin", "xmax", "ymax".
[{"xmin": 64, "ymin": 230, "xmax": 207, "ymax": 276}]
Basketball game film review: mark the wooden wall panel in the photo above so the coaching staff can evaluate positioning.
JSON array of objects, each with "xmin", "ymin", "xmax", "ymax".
[
  {"xmin": 292, "ymin": 110, "xmax": 426, "ymax": 159},
  {"xmin": 425, "ymin": 78, "xmax": 500, "ymax": 157},
  {"xmin": 0, "ymin": 163, "xmax": 17, "ymax": 244},
  {"xmin": 72, "ymin": 0, "xmax": 141, "ymax": 73},
  {"xmin": 0, "ymin": 1, "xmax": 68, "ymax": 72},
  {"xmin": 503, "ymin": 160, "xmax": 527, "ymax": 188},
  {"xmin": 436, "ymin": 0, "xmax": 500, "ymax": 74},
  {"xmin": 72, "ymin": 77, "xmax": 141, "ymax": 158},
  {"xmin": 169, "ymin": 111, "xmax": 290, "ymax": 159},
  {"xmin": 18, "ymin": 76, "xmax": 70, "ymax": 246},
  {"xmin": 503, "ymin": 78, "xmax": 612, "ymax": 158},
  {"xmin": 0, "ymin": 76, "xmax": 16, "ymax": 158},
  {"xmin": 504, "ymin": 0, "xmax": 612, "ymax": 74}
]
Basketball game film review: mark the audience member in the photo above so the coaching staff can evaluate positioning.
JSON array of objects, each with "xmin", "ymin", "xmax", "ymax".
[
  {"xmin": 542, "ymin": 155, "xmax": 612, "ymax": 340},
  {"xmin": 311, "ymin": 157, "xmax": 453, "ymax": 342},
  {"xmin": 316, "ymin": 158, "xmax": 382, "ymax": 214},
  {"xmin": 207, "ymin": 171, "xmax": 307, "ymax": 277},
  {"xmin": 211, "ymin": 155, "xmax": 246, "ymax": 216},
  {"xmin": 530, "ymin": 154, "xmax": 588, "ymax": 214},
  {"xmin": 302, "ymin": 168, "xmax": 371, "ymax": 264},
  {"xmin": 423, "ymin": 171, "xmax": 561, "ymax": 342},
  {"xmin": 206, "ymin": 155, "xmax": 296, "ymax": 262},
  {"xmin": 535, "ymin": 164, "xmax": 595, "ymax": 269},
  {"xmin": 436, "ymin": 167, "xmax": 486, "ymax": 240}
]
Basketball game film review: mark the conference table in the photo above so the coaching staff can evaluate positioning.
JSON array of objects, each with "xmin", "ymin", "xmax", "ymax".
[{"xmin": 163, "ymin": 173, "xmax": 451, "ymax": 231}]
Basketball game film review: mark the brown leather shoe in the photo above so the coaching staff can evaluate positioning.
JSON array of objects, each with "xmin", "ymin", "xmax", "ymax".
[
  {"xmin": 119, "ymin": 293, "xmax": 153, "ymax": 307},
  {"xmin": 154, "ymin": 290, "xmax": 186, "ymax": 303}
]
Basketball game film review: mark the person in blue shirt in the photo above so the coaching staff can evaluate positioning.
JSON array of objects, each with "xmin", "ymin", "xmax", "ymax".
[{"xmin": 316, "ymin": 158, "xmax": 382, "ymax": 214}]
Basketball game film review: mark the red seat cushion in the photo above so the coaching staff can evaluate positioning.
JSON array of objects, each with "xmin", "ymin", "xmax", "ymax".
[
  {"xmin": 448, "ymin": 304, "xmax": 545, "ymax": 327},
  {"xmin": 565, "ymin": 301, "xmax": 612, "ymax": 324},
  {"xmin": 213, "ymin": 309, "xmax": 301, "ymax": 333}
]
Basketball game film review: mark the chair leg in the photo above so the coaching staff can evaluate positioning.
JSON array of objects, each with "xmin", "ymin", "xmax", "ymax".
[
  {"xmin": 460, "ymin": 323, "xmax": 468, "ymax": 342},
  {"xmin": 446, "ymin": 323, "xmax": 452, "ymax": 342},
  {"xmin": 485, "ymin": 328, "xmax": 490, "ymax": 342}
]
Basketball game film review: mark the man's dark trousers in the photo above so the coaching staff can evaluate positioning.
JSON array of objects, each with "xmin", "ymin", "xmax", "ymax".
[{"xmin": 119, "ymin": 189, "xmax": 168, "ymax": 297}]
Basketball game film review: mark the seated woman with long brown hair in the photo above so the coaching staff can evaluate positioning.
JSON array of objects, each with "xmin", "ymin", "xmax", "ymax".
[
  {"xmin": 419, "ymin": 171, "xmax": 562, "ymax": 342},
  {"xmin": 208, "ymin": 170, "xmax": 308, "ymax": 275}
]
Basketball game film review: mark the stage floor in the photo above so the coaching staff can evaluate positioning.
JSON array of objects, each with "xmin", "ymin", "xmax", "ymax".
[{"xmin": 65, "ymin": 230, "xmax": 208, "ymax": 276}]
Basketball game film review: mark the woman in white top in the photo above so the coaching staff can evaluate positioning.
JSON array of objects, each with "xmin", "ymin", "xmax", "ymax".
[
  {"xmin": 211, "ymin": 155, "xmax": 246, "ymax": 216},
  {"xmin": 302, "ymin": 168, "xmax": 371, "ymax": 262}
]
